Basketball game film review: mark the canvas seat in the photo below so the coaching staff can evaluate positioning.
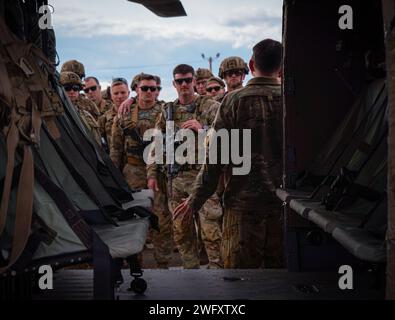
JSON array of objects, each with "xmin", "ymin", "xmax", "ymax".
[
  {"xmin": 308, "ymin": 207, "xmax": 365, "ymax": 234},
  {"xmin": 332, "ymin": 227, "xmax": 386, "ymax": 263},
  {"xmin": 297, "ymin": 79, "xmax": 387, "ymax": 189}
]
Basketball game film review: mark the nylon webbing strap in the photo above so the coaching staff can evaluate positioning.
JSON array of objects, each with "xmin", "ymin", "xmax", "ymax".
[
  {"xmin": 131, "ymin": 104, "xmax": 139, "ymax": 126},
  {"xmin": 35, "ymin": 167, "xmax": 114, "ymax": 299},
  {"xmin": 34, "ymin": 167, "xmax": 92, "ymax": 249},
  {"xmin": 0, "ymin": 108, "xmax": 19, "ymax": 236},
  {"xmin": 0, "ymin": 145, "xmax": 34, "ymax": 274}
]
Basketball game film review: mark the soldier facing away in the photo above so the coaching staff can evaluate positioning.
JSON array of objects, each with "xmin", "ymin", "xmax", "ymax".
[
  {"xmin": 174, "ymin": 39, "xmax": 285, "ymax": 269},
  {"xmin": 147, "ymin": 64, "xmax": 223, "ymax": 269}
]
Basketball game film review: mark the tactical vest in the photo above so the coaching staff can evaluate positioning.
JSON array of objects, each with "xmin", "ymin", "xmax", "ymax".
[
  {"xmin": 123, "ymin": 103, "xmax": 162, "ymax": 166},
  {"xmin": 164, "ymin": 96, "xmax": 213, "ymax": 174}
]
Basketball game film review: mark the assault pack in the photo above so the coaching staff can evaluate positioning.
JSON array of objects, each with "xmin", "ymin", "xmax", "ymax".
[{"xmin": 0, "ymin": 1, "xmax": 155, "ymax": 299}]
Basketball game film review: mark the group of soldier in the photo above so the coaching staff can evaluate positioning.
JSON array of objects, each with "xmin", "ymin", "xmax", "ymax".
[{"xmin": 58, "ymin": 38, "xmax": 285, "ymax": 270}]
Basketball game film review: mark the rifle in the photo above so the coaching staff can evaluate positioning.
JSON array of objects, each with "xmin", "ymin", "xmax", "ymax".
[
  {"xmin": 166, "ymin": 104, "xmax": 174, "ymax": 198},
  {"xmin": 124, "ymin": 127, "xmax": 152, "ymax": 156},
  {"xmin": 101, "ymin": 136, "xmax": 109, "ymax": 154}
]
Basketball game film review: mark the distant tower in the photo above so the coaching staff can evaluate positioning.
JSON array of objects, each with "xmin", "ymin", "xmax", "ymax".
[{"xmin": 201, "ymin": 53, "xmax": 221, "ymax": 72}]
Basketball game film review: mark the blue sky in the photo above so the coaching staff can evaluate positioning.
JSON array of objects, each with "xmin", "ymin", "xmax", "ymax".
[{"xmin": 51, "ymin": 0, "xmax": 283, "ymax": 101}]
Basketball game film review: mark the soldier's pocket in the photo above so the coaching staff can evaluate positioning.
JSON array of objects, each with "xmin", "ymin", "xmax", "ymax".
[{"xmin": 202, "ymin": 196, "xmax": 224, "ymax": 220}]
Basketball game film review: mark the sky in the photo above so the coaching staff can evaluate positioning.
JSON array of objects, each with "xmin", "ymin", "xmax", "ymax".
[{"xmin": 50, "ymin": 0, "xmax": 283, "ymax": 101}]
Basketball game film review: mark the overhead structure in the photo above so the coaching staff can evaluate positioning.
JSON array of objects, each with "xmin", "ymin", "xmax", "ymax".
[{"xmin": 127, "ymin": 0, "xmax": 187, "ymax": 17}]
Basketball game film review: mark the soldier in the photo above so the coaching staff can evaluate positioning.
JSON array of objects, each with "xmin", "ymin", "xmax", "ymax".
[
  {"xmin": 98, "ymin": 78, "xmax": 130, "ymax": 152},
  {"xmin": 218, "ymin": 56, "xmax": 249, "ymax": 94},
  {"xmin": 174, "ymin": 39, "xmax": 285, "ymax": 269},
  {"xmin": 60, "ymin": 60, "xmax": 100, "ymax": 119},
  {"xmin": 110, "ymin": 74, "xmax": 172, "ymax": 268},
  {"xmin": 195, "ymin": 68, "xmax": 213, "ymax": 96},
  {"xmin": 147, "ymin": 64, "xmax": 223, "ymax": 269},
  {"xmin": 118, "ymin": 73, "xmax": 164, "ymax": 116},
  {"xmin": 205, "ymin": 77, "xmax": 226, "ymax": 102},
  {"xmin": 84, "ymin": 76, "xmax": 114, "ymax": 115},
  {"xmin": 60, "ymin": 72, "xmax": 101, "ymax": 145}
]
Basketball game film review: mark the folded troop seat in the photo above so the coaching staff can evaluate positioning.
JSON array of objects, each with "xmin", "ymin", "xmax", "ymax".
[
  {"xmin": 277, "ymin": 78, "xmax": 387, "ymax": 205},
  {"xmin": 281, "ymin": 78, "xmax": 388, "ymax": 263}
]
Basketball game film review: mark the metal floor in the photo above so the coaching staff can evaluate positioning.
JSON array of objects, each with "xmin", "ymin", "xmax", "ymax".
[{"xmin": 33, "ymin": 269, "xmax": 384, "ymax": 300}]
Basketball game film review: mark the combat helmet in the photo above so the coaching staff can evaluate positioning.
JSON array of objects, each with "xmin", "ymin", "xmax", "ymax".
[
  {"xmin": 196, "ymin": 68, "xmax": 213, "ymax": 81},
  {"xmin": 206, "ymin": 76, "xmax": 226, "ymax": 88},
  {"xmin": 59, "ymin": 71, "xmax": 82, "ymax": 86},
  {"xmin": 218, "ymin": 56, "xmax": 249, "ymax": 79},
  {"xmin": 61, "ymin": 60, "xmax": 86, "ymax": 79},
  {"xmin": 131, "ymin": 73, "xmax": 145, "ymax": 91}
]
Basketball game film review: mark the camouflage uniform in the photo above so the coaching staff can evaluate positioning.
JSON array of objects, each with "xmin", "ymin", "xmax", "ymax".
[
  {"xmin": 110, "ymin": 102, "xmax": 173, "ymax": 268},
  {"xmin": 75, "ymin": 95, "xmax": 100, "ymax": 120},
  {"xmin": 98, "ymin": 98, "xmax": 114, "ymax": 115},
  {"xmin": 188, "ymin": 77, "xmax": 285, "ymax": 269},
  {"xmin": 77, "ymin": 108, "xmax": 102, "ymax": 146},
  {"xmin": 60, "ymin": 71, "xmax": 101, "ymax": 146},
  {"xmin": 148, "ymin": 95, "xmax": 223, "ymax": 269},
  {"xmin": 98, "ymin": 108, "xmax": 117, "ymax": 151}
]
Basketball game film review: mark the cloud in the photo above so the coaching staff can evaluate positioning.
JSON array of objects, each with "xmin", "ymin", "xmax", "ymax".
[
  {"xmin": 220, "ymin": 8, "xmax": 282, "ymax": 28},
  {"xmin": 51, "ymin": 0, "xmax": 282, "ymax": 49}
]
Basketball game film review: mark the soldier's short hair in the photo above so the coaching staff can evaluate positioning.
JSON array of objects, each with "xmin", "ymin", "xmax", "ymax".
[
  {"xmin": 252, "ymin": 39, "xmax": 282, "ymax": 74},
  {"xmin": 85, "ymin": 76, "xmax": 100, "ymax": 85},
  {"xmin": 139, "ymin": 73, "xmax": 157, "ymax": 83},
  {"xmin": 154, "ymin": 75, "xmax": 161, "ymax": 85},
  {"xmin": 173, "ymin": 64, "xmax": 195, "ymax": 78},
  {"xmin": 111, "ymin": 77, "xmax": 129, "ymax": 88}
]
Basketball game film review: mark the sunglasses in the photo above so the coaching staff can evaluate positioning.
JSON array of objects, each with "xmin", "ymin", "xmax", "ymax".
[
  {"xmin": 112, "ymin": 77, "xmax": 128, "ymax": 85},
  {"xmin": 206, "ymin": 86, "xmax": 222, "ymax": 93},
  {"xmin": 174, "ymin": 77, "xmax": 193, "ymax": 85},
  {"xmin": 139, "ymin": 86, "xmax": 158, "ymax": 92},
  {"xmin": 83, "ymin": 85, "xmax": 98, "ymax": 94},
  {"xmin": 224, "ymin": 70, "xmax": 244, "ymax": 77},
  {"xmin": 157, "ymin": 86, "xmax": 162, "ymax": 91},
  {"xmin": 64, "ymin": 85, "xmax": 81, "ymax": 92}
]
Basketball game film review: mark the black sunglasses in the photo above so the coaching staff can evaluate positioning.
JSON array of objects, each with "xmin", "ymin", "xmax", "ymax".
[
  {"xmin": 112, "ymin": 77, "xmax": 128, "ymax": 85},
  {"xmin": 174, "ymin": 77, "xmax": 193, "ymax": 85},
  {"xmin": 224, "ymin": 69, "xmax": 244, "ymax": 77},
  {"xmin": 157, "ymin": 86, "xmax": 162, "ymax": 91},
  {"xmin": 206, "ymin": 86, "xmax": 222, "ymax": 93},
  {"xmin": 64, "ymin": 85, "xmax": 81, "ymax": 92},
  {"xmin": 139, "ymin": 86, "xmax": 158, "ymax": 92},
  {"xmin": 84, "ymin": 85, "xmax": 98, "ymax": 93}
]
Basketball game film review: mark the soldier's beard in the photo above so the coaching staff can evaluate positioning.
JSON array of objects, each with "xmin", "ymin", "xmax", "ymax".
[{"xmin": 179, "ymin": 90, "xmax": 194, "ymax": 104}]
